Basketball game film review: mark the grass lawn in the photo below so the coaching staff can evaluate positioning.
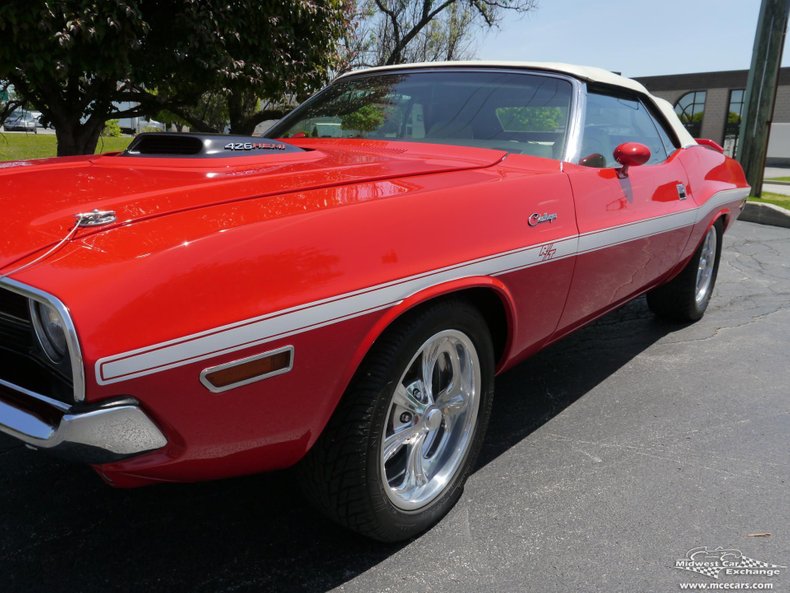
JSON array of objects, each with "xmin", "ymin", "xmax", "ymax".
[
  {"xmin": 766, "ymin": 176, "xmax": 790, "ymax": 183},
  {"xmin": 0, "ymin": 133, "xmax": 132, "ymax": 161},
  {"xmin": 749, "ymin": 191, "xmax": 790, "ymax": 210}
]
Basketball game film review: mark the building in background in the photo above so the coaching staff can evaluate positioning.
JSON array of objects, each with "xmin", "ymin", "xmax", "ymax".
[
  {"xmin": 113, "ymin": 101, "xmax": 166, "ymax": 134},
  {"xmin": 635, "ymin": 68, "xmax": 790, "ymax": 166}
]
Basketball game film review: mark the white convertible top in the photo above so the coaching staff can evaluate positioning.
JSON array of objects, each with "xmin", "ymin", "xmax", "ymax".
[{"xmin": 340, "ymin": 61, "xmax": 697, "ymax": 148}]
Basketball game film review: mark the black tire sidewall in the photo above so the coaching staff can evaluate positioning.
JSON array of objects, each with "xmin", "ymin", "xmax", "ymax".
[
  {"xmin": 646, "ymin": 218, "xmax": 725, "ymax": 322},
  {"xmin": 361, "ymin": 301, "xmax": 495, "ymax": 541}
]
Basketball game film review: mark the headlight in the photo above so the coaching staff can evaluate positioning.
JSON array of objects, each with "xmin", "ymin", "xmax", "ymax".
[{"xmin": 30, "ymin": 301, "xmax": 69, "ymax": 363}]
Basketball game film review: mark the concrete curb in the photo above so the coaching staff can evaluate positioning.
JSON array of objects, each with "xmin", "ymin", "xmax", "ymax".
[{"xmin": 739, "ymin": 201, "xmax": 790, "ymax": 228}]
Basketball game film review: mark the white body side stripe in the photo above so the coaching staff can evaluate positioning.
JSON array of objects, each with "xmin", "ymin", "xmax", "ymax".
[{"xmin": 95, "ymin": 187, "xmax": 748, "ymax": 385}]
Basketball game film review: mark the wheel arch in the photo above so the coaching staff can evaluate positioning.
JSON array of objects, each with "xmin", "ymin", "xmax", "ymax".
[
  {"xmin": 345, "ymin": 277, "xmax": 517, "ymax": 390},
  {"xmin": 712, "ymin": 208, "xmax": 732, "ymax": 231},
  {"xmin": 671, "ymin": 206, "xmax": 731, "ymax": 278},
  {"xmin": 696, "ymin": 208, "xmax": 729, "ymax": 251}
]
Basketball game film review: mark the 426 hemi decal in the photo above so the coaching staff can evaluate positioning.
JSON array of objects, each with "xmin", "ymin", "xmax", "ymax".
[{"xmin": 224, "ymin": 142, "xmax": 288, "ymax": 151}]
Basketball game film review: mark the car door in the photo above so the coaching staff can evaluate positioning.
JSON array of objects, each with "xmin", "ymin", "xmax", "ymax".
[{"xmin": 557, "ymin": 87, "xmax": 695, "ymax": 331}]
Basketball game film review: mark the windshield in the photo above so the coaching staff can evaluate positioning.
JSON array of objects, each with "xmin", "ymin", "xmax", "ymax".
[{"xmin": 269, "ymin": 70, "xmax": 573, "ymax": 158}]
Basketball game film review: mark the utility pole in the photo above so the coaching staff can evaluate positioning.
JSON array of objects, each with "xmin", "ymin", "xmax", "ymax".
[{"xmin": 737, "ymin": 0, "xmax": 790, "ymax": 196}]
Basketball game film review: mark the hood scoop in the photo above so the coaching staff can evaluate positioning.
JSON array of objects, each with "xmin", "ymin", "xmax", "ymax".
[{"xmin": 122, "ymin": 133, "xmax": 304, "ymax": 158}]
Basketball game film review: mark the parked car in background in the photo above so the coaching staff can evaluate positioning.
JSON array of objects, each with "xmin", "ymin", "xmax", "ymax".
[
  {"xmin": 3, "ymin": 110, "xmax": 39, "ymax": 132},
  {"xmin": 0, "ymin": 62, "xmax": 749, "ymax": 542},
  {"xmin": 29, "ymin": 111, "xmax": 46, "ymax": 129}
]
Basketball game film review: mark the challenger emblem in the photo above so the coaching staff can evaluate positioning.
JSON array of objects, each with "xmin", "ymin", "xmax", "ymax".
[{"xmin": 528, "ymin": 212, "xmax": 557, "ymax": 227}]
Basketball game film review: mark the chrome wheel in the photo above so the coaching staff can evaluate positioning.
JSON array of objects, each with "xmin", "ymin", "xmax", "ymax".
[
  {"xmin": 299, "ymin": 299, "xmax": 493, "ymax": 541},
  {"xmin": 695, "ymin": 225, "xmax": 718, "ymax": 306},
  {"xmin": 380, "ymin": 329, "xmax": 481, "ymax": 511}
]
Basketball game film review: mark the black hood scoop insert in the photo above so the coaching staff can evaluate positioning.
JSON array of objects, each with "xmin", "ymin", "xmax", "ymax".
[{"xmin": 122, "ymin": 133, "xmax": 303, "ymax": 158}]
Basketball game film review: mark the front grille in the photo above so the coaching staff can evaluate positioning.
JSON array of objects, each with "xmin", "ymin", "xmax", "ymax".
[
  {"xmin": 0, "ymin": 289, "xmax": 33, "ymax": 348},
  {"xmin": 0, "ymin": 287, "xmax": 30, "ymax": 321},
  {"xmin": 0, "ymin": 310, "xmax": 31, "ymax": 346},
  {"xmin": 0, "ymin": 287, "xmax": 74, "ymax": 404}
]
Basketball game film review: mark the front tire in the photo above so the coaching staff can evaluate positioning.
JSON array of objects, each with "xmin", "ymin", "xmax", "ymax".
[
  {"xmin": 647, "ymin": 219, "xmax": 723, "ymax": 322},
  {"xmin": 298, "ymin": 299, "xmax": 495, "ymax": 542}
]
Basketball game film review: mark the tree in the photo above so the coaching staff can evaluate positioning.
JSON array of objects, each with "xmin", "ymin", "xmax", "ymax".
[
  {"xmin": 0, "ymin": 1, "xmax": 349, "ymax": 155},
  {"xmin": 0, "ymin": 81, "xmax": 22, "ymax": 126},
  {"xmin": 130, "ymin": 0, "xmax": 351, "ymax": 135},
  {"xmin": 346, "ymin": 0, "xmax": 537, "ymax": 69},
  {"xmin": 0, "ymin": 2, "xmax": 151, "ymax": 155},
  {"xmin": 497, "ymin": 106, "xmax": 563, "ymax": 131},
  {"xmin": 155, "ymin": 93, "xmax": 229, "ymax": 134}
]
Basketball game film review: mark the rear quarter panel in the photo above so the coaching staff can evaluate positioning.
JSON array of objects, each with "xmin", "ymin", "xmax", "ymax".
[{"xmin": 675, "ymin": 145, "xmax": 750, "ymax": 261}]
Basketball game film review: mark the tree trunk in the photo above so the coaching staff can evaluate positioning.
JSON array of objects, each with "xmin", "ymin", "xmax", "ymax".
[
  {"xmin": 54, "ymin": 118, "xmax": 105, "ymax": 156},
  {"xmin": 228, "ymin": 89, "xmax": 260, "ymax": 135}
]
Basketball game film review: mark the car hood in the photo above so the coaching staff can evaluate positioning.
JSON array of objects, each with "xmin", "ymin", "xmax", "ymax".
[{"xmin": 0, "ymin": 140, "xmax": 506, "ymax": 271}]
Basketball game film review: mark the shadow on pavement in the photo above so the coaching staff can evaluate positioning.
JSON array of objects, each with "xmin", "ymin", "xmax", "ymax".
[
  {"xmin": 479, "ymin": 296, "xmax": 678, "ymax": 469},
  {"xmin": 0, "ymin": 297, "xmax": 680, "ymax": 593}
]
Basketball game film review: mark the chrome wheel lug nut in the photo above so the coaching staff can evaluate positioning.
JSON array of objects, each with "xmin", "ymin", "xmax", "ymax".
[
  {"xmin": 407, "ymin": 384, "xmax": 423, "ymax": 403},
  {"xmin": 400, "ymin": 412, "xmax": 412, "ymax": 423}
]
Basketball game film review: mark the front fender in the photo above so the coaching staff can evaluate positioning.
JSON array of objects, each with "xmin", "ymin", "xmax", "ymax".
[{"xmin": 341, "ymin": 276, "xmax": 518, "ymax": 390}]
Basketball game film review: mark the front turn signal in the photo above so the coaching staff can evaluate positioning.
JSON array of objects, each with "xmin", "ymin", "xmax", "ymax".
[{"xmin": 200, "ymin": 346, "xmax": 294, "ymax": 393}]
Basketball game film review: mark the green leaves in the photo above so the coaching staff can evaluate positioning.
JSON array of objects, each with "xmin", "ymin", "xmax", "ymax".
[
  {"xmin": 138, "ymin": 0, "xmax": 350, "ymax": 133},
  {"xmin": 1, "ymin": 0, "xmax": 350, "ymax": 152}
]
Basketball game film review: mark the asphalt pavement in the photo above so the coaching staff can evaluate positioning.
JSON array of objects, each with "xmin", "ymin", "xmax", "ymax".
[{"xmin": 1, "ymin": 220, "xmax": 789, "ymax": 593}]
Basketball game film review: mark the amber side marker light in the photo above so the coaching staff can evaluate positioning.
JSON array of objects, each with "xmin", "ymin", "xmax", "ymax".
[{"xmin": 200, "ymin": 346, "xmax": 294, "ymax": 393}]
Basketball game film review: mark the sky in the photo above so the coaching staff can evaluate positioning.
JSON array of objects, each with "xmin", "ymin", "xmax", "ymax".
[{"xmin": 475, "ymin": 0, "xmax": 789, "ymax": 78}]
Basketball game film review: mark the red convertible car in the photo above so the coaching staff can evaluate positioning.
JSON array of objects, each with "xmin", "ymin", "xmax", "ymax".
[{"xmin": 0, "ymin": 62, "xmax": 749, "ymax": 541}]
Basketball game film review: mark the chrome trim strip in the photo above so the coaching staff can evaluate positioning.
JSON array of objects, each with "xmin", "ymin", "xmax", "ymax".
[
  {"xmin": 0, "ymin": 396, "xmax": 167, "ymax": 463},
  {"xmin": 96, "ymin": 186, "xmax": 749, "ymax": 386},
  {"xmin": 563, "ymin": 79, "xmax": 586, "ymax": 163},
  {"xmin": 0, "ymin": 377, "xmax": 71, "ymax": 412},
  {"xmin": 199, "ymin": 345, "xmax": 294, "ymax": 394},
  {"xmin": 0, "ymin": 398, "xmax": 55, "ymax": 441},
  {"xmin": 0, "ymin": 278, "xmax": 85, "ymax": 402}
]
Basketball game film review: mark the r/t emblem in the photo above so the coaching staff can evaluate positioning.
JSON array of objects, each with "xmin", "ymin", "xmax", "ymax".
[{"xmin": 539, "ymin": 243, "xmax": 557, "ymax": 261}]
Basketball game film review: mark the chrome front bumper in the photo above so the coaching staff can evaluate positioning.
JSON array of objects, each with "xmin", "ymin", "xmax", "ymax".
[{"xmin": 0, "ymin": 380, "xmax": 167, "ymax": 464}]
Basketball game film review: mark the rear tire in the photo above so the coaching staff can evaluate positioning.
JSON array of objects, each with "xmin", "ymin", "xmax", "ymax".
[
  {"xmin": 298, "ymin": 299, "xmax": 495, "ymax": 542},
  {"xmin": 647, "ymin": 219, "xmax": 723, "ymax": 322}
]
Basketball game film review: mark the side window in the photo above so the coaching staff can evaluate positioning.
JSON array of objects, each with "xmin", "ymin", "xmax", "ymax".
[
  {"xmin": 580, "ymin": 90, "xmax": 670, "ymax": 168},
  {"xmin": 648, "ymin": 107, "xmax": 679, "ymax": 157}
]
